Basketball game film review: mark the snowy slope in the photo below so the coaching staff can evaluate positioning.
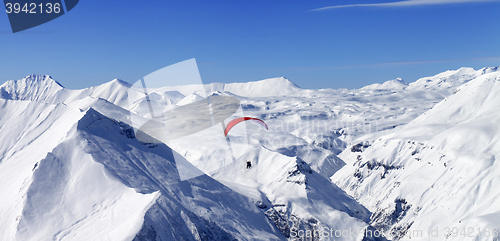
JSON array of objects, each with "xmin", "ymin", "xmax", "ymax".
[
  {"xmin": 332, "ymin": 71, "xmax": 500, "ymax": 240},
  {"xmin": 0, "ymin": 104, "xmax": 285, "ymax": 240},
  {"xmin": 407, "ymin": 67, "xmax": 499, "ymax": 93},
  {"xmin": 78, "ymin": 109, "xmax": 285, "ymax": 240},
  {"xmin": 0, "ymin": 100, "xmax": 85, "ymax": 241}
]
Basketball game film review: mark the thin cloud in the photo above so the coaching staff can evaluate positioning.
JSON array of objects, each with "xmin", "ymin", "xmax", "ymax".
[{"xmin": 311, "ymin": 0, "xmax": 500, "ymax": 11}]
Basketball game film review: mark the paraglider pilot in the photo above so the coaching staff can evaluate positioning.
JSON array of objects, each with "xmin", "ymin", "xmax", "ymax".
[{"xmin": 246, "ymin": 160, "xmax": 252, "ymax": 169}]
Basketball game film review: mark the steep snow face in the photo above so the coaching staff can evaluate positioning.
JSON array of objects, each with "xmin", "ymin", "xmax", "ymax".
[
  {"xmin": 332, "ymin": 71, "xmax": 500, "ymax": 240},
  {"xmin": 0, "ymin": 100, "xmax": 85, "ymax": 241},
  {"xmin": 0, "ymin": 100, "xmax": 82, "ymax": 165},
  {"xmin": 361, "ymin": 78, "xmax": 408, "ymax": 90},
  {"xmin": 16, "ymin": 134, "xmax": 158, "ymax": 241}
]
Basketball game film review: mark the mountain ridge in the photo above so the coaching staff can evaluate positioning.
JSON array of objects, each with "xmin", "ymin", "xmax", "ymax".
[
  {"xmin": 2, "ymin": 105, "xmax": 286, "ymax": 240},
  {"xmin": 3, "ymin": 67, "xmax": 499, "ymax": 100}
]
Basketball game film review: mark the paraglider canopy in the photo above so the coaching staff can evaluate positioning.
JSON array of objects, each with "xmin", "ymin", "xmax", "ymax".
[{"xmin": 224, "ymin": 117, "xmax": 268, "ymax": 136}]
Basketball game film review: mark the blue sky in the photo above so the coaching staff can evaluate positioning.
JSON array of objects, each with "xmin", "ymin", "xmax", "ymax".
[{"xmin": 0, "ymin": 0, "xmax": 499, "ymax": 89}]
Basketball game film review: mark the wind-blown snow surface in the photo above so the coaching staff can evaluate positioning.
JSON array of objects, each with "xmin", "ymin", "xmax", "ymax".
[{"xmin": 0, "ymin": 67, "xmax": 499, "ymax": 240}]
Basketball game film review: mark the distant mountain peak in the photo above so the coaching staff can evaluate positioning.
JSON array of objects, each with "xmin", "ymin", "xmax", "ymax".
[
  {"xmin": 108, "ymin": 79, "xmax": 132, "ymax": 88},
  {"xmin": 0, "ymin": 74, "xmax": 65, "ymax": 101},
  {"xmin": 21, "ymin": 74, "xmax": 64, "ymax": 88},
  {"xmin": 93, "ymin": 79, "xmax": 132, "ymax": 90},
  {"xmin": 393, "ymin": 77, "xmax": 407, "ymax": 84},
  {"xmin": 264, "ymin": 76, "xmax": 301, "ymax": 88}
]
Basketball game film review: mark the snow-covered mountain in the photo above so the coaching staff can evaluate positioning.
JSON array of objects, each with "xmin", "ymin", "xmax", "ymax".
[
  {"xmin": 150, "ymin": 77, "xmax": 301, "ymax": 98},
  {"xmin": 0, "ymin": 74, "xmax": 65, "ymax": 101},
  {"xmin": 0, "ymin": 102, "xmax": 284, "ymax": 240},
  {"xmin": 1, "ymin": 66, "xmax": 499, "ymax": 240},
  {"xmin": 0, "ymin": 75, "xmax": 369, "ymax": 241},
  {"xmin": 407, "ymin": 67, "xmax": 499, "ymax": 93},
  {"xmin": 332, "ymin": 70, "xmax": 500, "ymax": 240}
]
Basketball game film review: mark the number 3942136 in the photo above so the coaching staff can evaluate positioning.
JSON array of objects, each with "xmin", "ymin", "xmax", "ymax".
[{"xmin": 5, "ymin": 3, "xmax": 61, "ymax": 14}]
